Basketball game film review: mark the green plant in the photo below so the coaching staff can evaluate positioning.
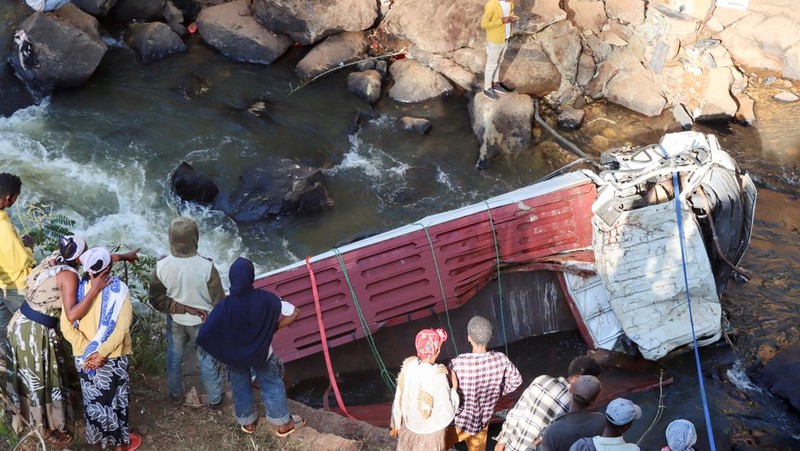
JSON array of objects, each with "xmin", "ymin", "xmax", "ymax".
[{"xmin": 13, "ymin": 203, "xmax": 75, "ymax": 259}]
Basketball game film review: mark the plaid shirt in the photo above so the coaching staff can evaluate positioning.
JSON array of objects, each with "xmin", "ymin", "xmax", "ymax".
[
  {"xmin": 495, "ymin": 375, "xmax": 571, "ymax": 451},
  {"xmin": 449, "ymin": 351, "xmax": 522, "ymax": 434}
]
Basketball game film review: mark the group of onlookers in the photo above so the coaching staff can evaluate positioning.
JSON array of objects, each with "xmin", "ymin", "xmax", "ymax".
[
  {"xmin": 390, "ymin": 316, "xmax": 699, "ymax": 451},
  {"xmin": 0, "ymin": 172, "xmax": 305, "ymax": 449}
]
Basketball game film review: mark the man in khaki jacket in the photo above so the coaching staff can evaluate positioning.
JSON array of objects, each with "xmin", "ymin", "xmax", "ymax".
[{"xmin": 481, "ymin": 0, "xmax": 516, "ymax": 100}]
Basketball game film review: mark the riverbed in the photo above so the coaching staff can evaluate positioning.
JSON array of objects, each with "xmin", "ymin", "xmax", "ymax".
[{"xmin": 2, "ymin": 33, "xmax": 799, "ymax": 449}]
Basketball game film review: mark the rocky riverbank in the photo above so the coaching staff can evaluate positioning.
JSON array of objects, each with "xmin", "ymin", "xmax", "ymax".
[{"xmin": 4, "ymin": 0, "xmax": 800, "ymax": 169}]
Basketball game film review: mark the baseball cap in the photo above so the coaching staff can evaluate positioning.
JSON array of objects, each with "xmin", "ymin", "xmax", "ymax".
[
  {"xmin": 571, "ymin": 375, "xmax": 601, "ymax": 404},
  {"xmin": 605, "ymin": 398, "xmax": 642, "ymax": 426}
]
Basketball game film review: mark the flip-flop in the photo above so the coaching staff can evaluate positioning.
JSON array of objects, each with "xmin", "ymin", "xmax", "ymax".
[
  {"xmin": 276, "ymin": 415, "xmax": 305, "ymax": 438},
  {"xmin": 241, "ymin": 421, "xmax": 257, "ymax": 434},
  {"xmin": 126, "ymin": 433, "xmax": 143, "ymax": 451},
  {"xmin": 45, "ymin": 430, "xmax": 72, "ymax": 446}
]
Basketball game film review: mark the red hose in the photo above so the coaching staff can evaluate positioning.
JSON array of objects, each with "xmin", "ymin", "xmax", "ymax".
[{"xmin": 305, "ymin": 257, "xmax": 355, "ymax": 419}]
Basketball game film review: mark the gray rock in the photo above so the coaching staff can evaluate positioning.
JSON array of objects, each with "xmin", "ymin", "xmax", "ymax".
[
  {"xmin": 9, "ymin": 5, "xmax": 107, "ymax": 92},
  {"xmin": 254, "ymin": 0, "xmax": 377, "ymax": 45},
  {"xmin": 773, "ymin": 91, "xmax": 800, "ymax": 102},
  {"xmin": 355, "ymin": 60, "xmax": 375, "ymax": 71},
  {"xmin": 197, "ymin": 0, "xmax": 292, "ymax": 65},
  {"xmin": 514, "ymin": 0, "xmax": 566, "ymax": 34},
  {"xmin": 374, "ymin": 60, "xmax": 388, "ymax": 79},
  {"xmin": 450, "ymin": 47, "xmax": 485, "ymax": 75},
  {"xmin": 734, "ymin": 93, "xmax": 756, "ymax": 125},
  {"xmin": 71, "ymin": 0, "xmax": 118, "ymax": 16},
  {"xmin": 227, "ymin": 160, "xmax": 334, "ymax": 221},
  {"xmin": 408, "ymin": 46, "xmax": 478, "ymax": 92},
  {"xmin": 761, "ymin": 342, "xmax": 800, "ymax": 413},
  {"xmin": 538, "ymin": 21, "xmax": 582, "ymax": 102},
  {"xmin": 576, "ymin": 52, "xmax": 596, "ymax": 89},
  {"xmin": 557, "ymin": 106, "xmax": 585, "ymax": 130},
  {"xmin": 296, "ymin": 31, "xmax": 368, "ymax": 80},
  {"xmin": 696, "ymin": 67, "xmax": 738, "ymax": 121},
  {"xmin": 163, "ymin": 1, "xmax": 183, "ymax": 24},
  {"xmin": 347, "ymin": 70, "xmax": 382, "ymax": 105},
  {"xmin": 672, "ymin": 104, "xmax": 693, "ymax": 129},
  {"xmin": 171, "ymin": 162, "xmax": 220, "ymax": 205},
  {"xmin": 587, "ymin": 61, "xmax": 622, "ymax": 100},
  {"xmin": 383, "ymin": 0, "xmax": 484, "ymax": 53},
  {"xmin": 388, "ymin": 59, "xmax": 453, "ymax": 103},
  {"xmin": 110, "ymin": 0, "xmax": 165, "ymax": 22},
  {"xmin": 603, "ymin": 63, "xmax": 666, "ymax": 117},
  {"xmin": 501, "ymin": 40, "xmax": 561, "ymax": 97},
  {"xmin": 469, "ymin": 92, "xmax": 534, "ymax": 169},
  {"xmin": 397, "ymin": 116, "xmax": 431, "ymax": 135},
  {"xmin": 126, "ymin": 22, "xmax": 186, "ymax": 63}
]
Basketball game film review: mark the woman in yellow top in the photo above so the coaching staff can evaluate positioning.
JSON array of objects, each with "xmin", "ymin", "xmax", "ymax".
[
  {"xmin": 60, "ymin": 247, "xmax": 142, "ymax": 451},
  {"xmin": 480, "ymin": 0, "xmax": 516, "ymax": 100}
]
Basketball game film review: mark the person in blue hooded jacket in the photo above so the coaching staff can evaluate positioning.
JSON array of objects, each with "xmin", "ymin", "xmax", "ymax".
[{"xmin": 197, "ymin": 257, "xmax": 305, "ymax": 437}]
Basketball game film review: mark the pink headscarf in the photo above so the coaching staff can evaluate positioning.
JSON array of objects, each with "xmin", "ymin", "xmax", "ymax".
[{"xmin": 415, "ymin": 328, "xmax": 448, "ymax": 360}]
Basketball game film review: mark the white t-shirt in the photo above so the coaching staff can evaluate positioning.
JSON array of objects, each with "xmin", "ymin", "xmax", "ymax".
[
  {"xmin": 500, "ymin": 0, "xmax": 511, "ymax": 39},
  {"xmin": 268, "ymin": 300, "xmax": 296, "ymax": 357}
]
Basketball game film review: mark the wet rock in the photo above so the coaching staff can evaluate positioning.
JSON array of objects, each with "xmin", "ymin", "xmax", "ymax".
[
  {"xmin": 760, "ymin": 342, "xmax": 800, "ymax": 412},
  {"xmin": 502, "ymin": 40, "xmax": 561, "ymax": 97},
  {"xmin": 773, "ymin": 91, "xmax": 800, "ymax": 102},
  {"xmin": 604, "ymin": 63, "xmax": 666, "ymax": 117},
  {"xmin": 0, "ymin": 72, "xmax": 35, "ymax": 118},
  {"xmin": 515, "ymin": 0, "xmax": 565, "ymax": 34},
  {"xmin": 651, "ymin": 0, "xmax": 714, "ymax": 21},
  {"xmin": 296, "ymin": 31, "xmax": 369, "ymax": 80},
  {"xmin": 347, "ymin": 111, "xmax": 377, "ymax": 135},
  {"xmin": 355, "ymin": 60, "xmax": 375, "ymax": 71},
  {"xmin": 557, "ymin": 106, "xmax": 584, "ymax": 130},
  {"xmin": 126, "ymin": 22, "xmax": 186, "ymax": 63},
  {"xmin": 383, "ymin": 0, "xmax": 483, "ymax": 53},
  {"xmin": 734, "ymin": 93, "xmax": 756, "ymax": 125},
  {"xmin": 408, "ymin": 46, "xmax": 478, "ymax": 92},
  {"xmin": 71, "ymin": 0, "xmax": 118, "ymax": 16},
  {"xmin": 347, "ymin": 70, "xmax": 382, "ymax": 105},
  {"xmin": 110, "ymin": 0, "xmax": 165, "ymax": 22},
  {"xmin": 605, "ymin": 0, "xmax": 645, "ymax": 25},
  {"xmin": 172, "ymin": 73, "xmax": 211, "ymax": 99},
  {"xmin": 672, "ymin": 104, "xmax": 694, "ymax": 129},
  {"xmin": 469, "ymin": 92, "xmax": 534, "ymax": 169},
  {"xmin": 374, "ymin": 60, "xmax": 388, "ymax": 79},
  {"xmin": 9, "ymin": 5, "xmax": 107, "ymax": 92},
  {"xmin": 564, "ymin": 0, "xmax": 606, "ymax": 34},
  {"xmin": 163, "ymin": 1, "xmax": 183, "ymax": 24},
  {"xmin": 253, "ymin": 0, "xmax": 377, "ymax": 45},
  {"xmin": 450, "ymin": 47, "xmax": 485, "ymax": 75},
  {"xmin": 388, "ymin": 59, "xmax": 453, "ymax": 103},
  {"xmin": 397, "ymin": 116, "xmax": 431, "ymax": 135},
  {"xmin": 171, "ymin": 162, "xmax": 220, "ymax": 205},
  {"xmin": 227, "ymin": 160, "xmax": 334, "ymax": 221},
  {"xmin": 695, "ymin": 67, "xmax": 738, "ymax": 120},
  {"xmin": 197, "ymin": 1, "xmax": 292, "ymax": 65}
]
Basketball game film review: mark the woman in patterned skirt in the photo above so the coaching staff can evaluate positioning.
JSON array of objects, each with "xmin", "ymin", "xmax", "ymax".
[{"xmin": 59, "ymin": 247, "xmax": 141, "ymax": 451}]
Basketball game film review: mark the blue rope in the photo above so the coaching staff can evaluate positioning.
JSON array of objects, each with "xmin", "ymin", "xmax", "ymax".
[
  {"xmin": 671, "ymin": 170, "xmax": 718, "ymax": 451},
  {"xmin": 484, "ymin": 202, "xmax": 509, "ymax": 357}
]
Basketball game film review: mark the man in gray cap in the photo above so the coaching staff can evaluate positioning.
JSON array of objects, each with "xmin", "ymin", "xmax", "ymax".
[
  {"xmin": 540, "ymin": 375, "xmax": 605, "ymax": 451},
  {"xmin": 569, "ymin": 397, "xmax": 642, "ymax": 451}
]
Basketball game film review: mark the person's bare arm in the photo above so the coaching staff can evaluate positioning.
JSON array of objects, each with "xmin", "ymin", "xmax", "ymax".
[
  {"xmin": 59, "ymin": 271, "xmax": 109, "ymax": 323},
  {"xmin": 277, "ymin": 308, "xmax": 300, "ymax": 330},
  {"xmin": 111, "ymin": 248, "xmax": 139, "ymax": 264}
]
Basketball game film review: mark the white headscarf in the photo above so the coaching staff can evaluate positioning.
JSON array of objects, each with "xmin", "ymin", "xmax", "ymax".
[{"xmin": 81, "ymin": 247, "xmax": 111, "ymax": 275}]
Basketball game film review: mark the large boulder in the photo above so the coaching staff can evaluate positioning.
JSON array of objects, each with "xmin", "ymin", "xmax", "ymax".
[
  {"xmin": 197, "ymin": 0, "xmax": 292, "ymax": 65},
  {"xmin": 514, "ymin": 0, "xmax": 566, "ymax": 34},
  {"xmin": 110, "ymin": 0, "xmax": 166, "ymax": 22},
  {"xmin": 605, "ymin": 0, "xmax": 645, "ymax": 25},
  {"xmin": 253, "ymin": 0, "xmax": 377, "ymax": 45},
  {"xmin": 71, "ymin": 0, "xmax": 118, "ymax": 16},
  {"xmin": 408, "ymin": 46, "xmax": 478, "ymax": 92},
  {"xmin": 388, "ymin": 59, "xmax": 453, "ymax": 103},
  {"xmin": 226, "ymin": 160, "xmax": 334, "ymax": 221},
  {"xmin": 9, "ymin": 5, "xmax": 107, "ymax": 92},
  {"xmin": 564, "ymin": 0, "xmax": 607, "ymax": 34},
  {"xmin": 469, "ymin": 92, "xmax": 534, "ymax": 169},
  {"xmin": 694, "ymin": 66, "xmax": 738, "ymax": 121},
  {"xmin": 604, "ymin": 63, "xmax": 667, "ymax": 117},
  {"xmin": 296, "ymin": 31, "xmax": 368, "ymax": 80},
  {"xmin": 538, "ymin": 21, "xmax": 582, "ymax": 103},
  {"xmin": 718, "ymin": 11, "xmax": 800, "ymax": 79},
  {"xmin": 126, "ymin": 22, "xmax": 187, "ymax": 63},
  {"xmin": 500, "ymin": 40, "xmax": 561, "ymax": 97},
  {"xmin": 347, "ymin": 70, "xmax": 382, "ymax": 104},
  {"xmin": 760, "ymin": 342, "xmax": 800, "ymax": 413},
  {"xmin": 383, "ymin": 0, "xmax": 484, "ymax": 54},
  {"xmin": 171, "ymin": 162, "xmax": 220, "ymax": 205},
  {"xmin": 1, "ymin": 2, "xmax": 36, "ymax": 116}
]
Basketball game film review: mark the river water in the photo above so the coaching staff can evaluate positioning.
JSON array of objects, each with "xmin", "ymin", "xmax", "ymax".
[{"xmin": 2, "ymin": 27, "xmax": 799, "ymax": 449}]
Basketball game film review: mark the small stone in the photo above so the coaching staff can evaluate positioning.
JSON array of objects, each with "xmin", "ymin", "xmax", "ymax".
[
  {"xmin": 557, "ymin": 106, "xmax": 585, "ymax": 129},
  {"xmin": 763, "ymin": 75, "xmax": 777, "ymax": 85},
  {"xmin": 672, "ymin": 104, "xmax": 693, "ymax": 129},
  {"xmin": 397, "ymin": 116, "xmax": 432, "ymax": 134},
  {"xmin": 774, "ymin": 91, "xmax": 800, "ymax": 102}
]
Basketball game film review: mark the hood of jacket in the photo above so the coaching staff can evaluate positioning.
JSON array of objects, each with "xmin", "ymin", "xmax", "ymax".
[
  {"xmin": 228, "ymin": 257, "xmax": 255, "ymax": 296},
  {"xmin": 168, "ymin": 217, "xmax": 199, "ymax": 257}
]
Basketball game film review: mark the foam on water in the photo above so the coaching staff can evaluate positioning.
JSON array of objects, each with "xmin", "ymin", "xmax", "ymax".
[{"xmin": 726, "ymin": 359, "xmax": 762, "ymax": 393}]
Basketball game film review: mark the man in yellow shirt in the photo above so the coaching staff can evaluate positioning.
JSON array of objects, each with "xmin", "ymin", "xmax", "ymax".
[
  {"xmin": 0, "ymin": 172, "xmax": 34, "ymax": 359},
  {"xmin": 481, "ymin": 0, "xmax": 516, "ymax": 100}
]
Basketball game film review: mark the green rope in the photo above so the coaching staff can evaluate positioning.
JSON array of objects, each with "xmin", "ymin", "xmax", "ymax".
[
  {"xmin": 485, "ymin": 202, "xmax": 510, "ymax": 357},
  {"xmin": 414, "ymin": 223, "xmax": 459, "ymax": 356},
  {"xmin": 333, "ymin": 249, "xmax": 396, "ymax": 391}
]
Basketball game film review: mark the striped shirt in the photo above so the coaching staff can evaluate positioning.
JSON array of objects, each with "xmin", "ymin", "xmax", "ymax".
[
  {"xmin": 449, "ymin": 351, "xmax": 522, "ymax": 434},
  {"xmin": 495, "ymin": 375, "xmax": 571, "ymax": 451}
]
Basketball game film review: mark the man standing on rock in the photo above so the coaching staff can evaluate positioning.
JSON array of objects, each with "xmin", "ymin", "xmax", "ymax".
[
  {"xmin": 481, "ymin": 0, "xmax": 516, "ymax": 100},
  {"xmin": 149, "ymin": 216, "xmax": 226, "ymax": 410}
]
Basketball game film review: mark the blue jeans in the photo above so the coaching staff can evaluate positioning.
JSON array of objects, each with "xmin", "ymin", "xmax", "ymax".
[
  {"xmin": 0, "ymin": 289, "xmax": 24, "ymax": 359},
  {"xmin": 229, "ymin": 353, "xmax": 290, "ymax": 426},
  {"xmin": 166, "ymin": 316, "xmax": 223, "ymax": 404}
]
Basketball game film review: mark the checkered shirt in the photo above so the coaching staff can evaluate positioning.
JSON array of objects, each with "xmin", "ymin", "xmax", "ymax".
[
  {"xmin": 494, "ymin": 374, "xmax": 571, "ymax": 451},
  {"xmin": 449, "ymin": 351, "xmax": 522, "ymax": 435}
]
